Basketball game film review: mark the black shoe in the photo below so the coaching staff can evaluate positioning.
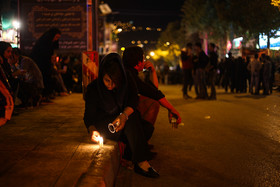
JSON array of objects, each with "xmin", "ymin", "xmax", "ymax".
[
  {"xmin": 183, "ymin": 94, "xmax": 192, "ymax": 99},
  {"xmin": 134, "ymin": 164, "xmax": 160, "ymax": 178}
]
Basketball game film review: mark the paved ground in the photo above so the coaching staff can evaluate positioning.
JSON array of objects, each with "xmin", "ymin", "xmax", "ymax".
[
  {"xmin": 1, "ymin": 86, "xmax": 280, "ymax": 187},
  {"xmin": 116, "ymin": 85, "xmax": 280, "ymax": 187},
  {"xmin": 0, "ymin": 94, "xmax": 119, "ymax": 187}
]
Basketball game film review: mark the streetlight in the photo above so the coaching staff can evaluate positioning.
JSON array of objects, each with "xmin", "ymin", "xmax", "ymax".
[
  {"xmin": 150, "ymin": 51, "xmax": 155, "ymax": 57},
  {"xmin": 12, "ymin": 20, "xmax": 20, "ymax": 47},
  {"xmin": 117, "ymin": 28, "xmax": 122, "ymax": 33}
]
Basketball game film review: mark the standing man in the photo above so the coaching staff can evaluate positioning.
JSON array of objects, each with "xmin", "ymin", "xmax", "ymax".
[
  {"xmin": 207, "ymin": 43, "xmax": 218, "ymax": 100},
  {"xmin": 193, "ymin": 42, "xmax": 209, "ymax": 99},
  {"xmin": 247, "ymin": 54, "xmax": 262, "ymax": 95},
  {"xmin": 262, "ymin": 55, "xmax": 272, "ymax": 95},
  {"xmin": 181, "ymin": 43, "xmax": 193, "ymax": 99}
]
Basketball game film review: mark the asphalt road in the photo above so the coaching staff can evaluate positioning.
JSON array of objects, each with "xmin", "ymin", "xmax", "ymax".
[{"xmin": 116, "ymin": 85, "xmax": 280, "ymax": 187}]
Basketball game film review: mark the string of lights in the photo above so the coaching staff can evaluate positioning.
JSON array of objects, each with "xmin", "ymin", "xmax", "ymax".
[{"xmin": 112, "ymin": 21, "xmax": 162, "ymax": 33}]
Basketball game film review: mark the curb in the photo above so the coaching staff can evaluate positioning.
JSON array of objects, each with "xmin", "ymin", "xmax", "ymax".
[{"xmin": 75, "ymin": 140, "xmax": 120, "ymax": 187}]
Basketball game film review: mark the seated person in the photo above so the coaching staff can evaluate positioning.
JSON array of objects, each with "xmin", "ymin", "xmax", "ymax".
[
  {"xmin": 122, "ymin": 46, "xmax": 181, "ymax": 127},
  {"xmin": 0, "ymin": 41, "xmax": 21, "ymax": 101},
  {"xmin": 0, "ymin": 56, "xmax": 14, "ymax": 126},
  {"xmin": 11, "ymin": 48, "xmax": 44, "ymax": 107},
  {"xmin": 84, "ymin": 53, "xmax": 159, "ymax": 178}
]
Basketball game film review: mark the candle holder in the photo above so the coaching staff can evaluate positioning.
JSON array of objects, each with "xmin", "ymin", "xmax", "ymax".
[
  {"xmin": 108, "ymin": 121, "xmax": 120, "ymax": 133},
  {"xmin": 171, "ymin": 117, "xmax": 178, "ymax": 128}
]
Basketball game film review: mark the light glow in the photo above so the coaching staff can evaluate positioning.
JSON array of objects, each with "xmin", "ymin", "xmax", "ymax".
[{"xmin": 12, "ymin": 20, "xmax": 20, "ymax": 29}]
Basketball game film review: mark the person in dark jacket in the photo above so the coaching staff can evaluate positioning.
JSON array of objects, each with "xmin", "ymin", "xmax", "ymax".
[
  {"xmin": 84, "ymin": 53, "xmax": 160, "ymax": 178},
  {"xmin": 207, "ymin": 43, "xmax": 218, "ymax": 99},
  {"xmin": 181, "ymin": 43, "xmax": 194, "ymax": 99},
  {"xmin": 193, "ymin": 42, "xmax": 209, "ymax": 99},
  {"xmin": 30, "ymin": 27, "xmax": 61, "ymax": 102}
]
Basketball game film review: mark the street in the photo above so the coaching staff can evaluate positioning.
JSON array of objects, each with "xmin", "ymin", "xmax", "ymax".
[
  {"xmin": 0, "ymin": 85, "xmax": 279, "ymax": 186},
  {"xmin": 116, "ymin": 85, "xmax": 280, "ymax": 187}
]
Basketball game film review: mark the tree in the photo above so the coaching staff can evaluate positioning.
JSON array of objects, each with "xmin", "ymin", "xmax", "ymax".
[
  {"xmin": 181, "ymin": 0, "xmax": 280, "ymax": 50},
  {"xmin": 153, "ymin": 21, "xmax": 184, "ymax": 66}
]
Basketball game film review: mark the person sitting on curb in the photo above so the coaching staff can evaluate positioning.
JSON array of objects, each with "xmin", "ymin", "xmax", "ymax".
[
  {"xmin": 84, "ymin": 53, "xmax": 160, "ymax": 178},
  {"xmin": 122, "ymin": 46, "xmax": 182, "ymax": 129},
  {"xmin": 0, "ymin": 56, "xmax": 14, "ymax": 126}
]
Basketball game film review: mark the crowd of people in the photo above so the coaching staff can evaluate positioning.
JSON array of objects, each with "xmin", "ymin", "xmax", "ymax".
[
  {"xmin": 180, "ymin": 42, "xmax": 278, "ymax": 100},
  {"xmin": 0, "ymin": 28, "xmax": 82, "ymax": 126}
]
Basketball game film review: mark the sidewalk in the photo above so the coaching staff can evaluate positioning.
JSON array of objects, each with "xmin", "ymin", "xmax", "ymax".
[{"xmin": 0, "ymin": 94, "xmax": 120, "ymax": 187}]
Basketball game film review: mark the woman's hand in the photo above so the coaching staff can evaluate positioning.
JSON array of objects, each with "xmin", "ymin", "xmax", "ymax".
[
  {"xmin": 168, "ymin": 108, "xmax": 182, "ymax": 124},
  {"xmin": 111, "ymin": 113, "xmax": 127, "ymax": 132},
  {"xmin": 90, "ymin": 130, "xmax": 101, "ymax": 143},
  {"xmin": 143, "ymin": 61, "xmax": 155, "ymax": 72},
  {"xmin": 158, "ymin": 97, "xmax": 182, "ymax": 124}
]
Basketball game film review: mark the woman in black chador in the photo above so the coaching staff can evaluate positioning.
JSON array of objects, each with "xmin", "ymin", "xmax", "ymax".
[
  {"xmin": 84, "ymin": 53, "xmax": 159, "ymax": 178},
  {"xmin": 30, "ymin": 27, "xmax": 61, "ymax": 101}
]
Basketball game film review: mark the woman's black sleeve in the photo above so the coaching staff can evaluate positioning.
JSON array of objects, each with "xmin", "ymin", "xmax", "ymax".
[
  {"xmin": 126, "ymin": 71, "xmax": 139, "ymax": 110},
  {"xmin": 134, "ymin": 74, "xmax": 165, "ymax": 101},
  {"xmin": 83, "ymin": 84, "xmax": 98, "ymax": 132}
]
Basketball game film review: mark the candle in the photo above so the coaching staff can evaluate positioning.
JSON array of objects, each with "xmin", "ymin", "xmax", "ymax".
[{"xmin": 99, "ymin": 137, "xmax": 103, "ymax": 147}]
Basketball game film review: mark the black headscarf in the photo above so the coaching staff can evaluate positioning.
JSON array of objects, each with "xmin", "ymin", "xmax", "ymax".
[
  {"xmin": 97, "ymin": 53, "xmax": 127, "ymax": 114},
  {"xmin": 0, "ymin": 41, "xmax": 11, "ymax": 62},
  {"xmin": 0, "ymin": 42, "xmax": 13, "ymax": 89}
]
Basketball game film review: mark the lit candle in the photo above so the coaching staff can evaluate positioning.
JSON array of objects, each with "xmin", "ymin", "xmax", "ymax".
[{"xmin": 99, "ymin": 137, "xmax": 103, "ymax": 147}]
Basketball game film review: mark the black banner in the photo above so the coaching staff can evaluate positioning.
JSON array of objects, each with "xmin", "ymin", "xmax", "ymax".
[{"xmin": 20, "ymin": 0, "xmax": 87, "ymax": 54}]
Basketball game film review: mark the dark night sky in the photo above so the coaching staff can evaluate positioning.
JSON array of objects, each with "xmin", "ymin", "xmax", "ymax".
[{"xmin": 103, "ymin": 0, "xmax": 185, "ymax": 28}]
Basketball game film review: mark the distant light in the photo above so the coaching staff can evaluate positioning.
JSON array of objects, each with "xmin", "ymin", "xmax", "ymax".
[
  {"xmin": 150, "ymin": 51, "xmax": 155, "ymax": 56},
  {"xmin": 12, "ymin": 20, "xmax": 20, "ymax": 29},
  {"xmin": 137, "ymin": 40, "xmax": 141, "ymax": 44},
  {"xmin": 146, "ymin": 27, "xmax": 151, "ymax": 31},
  {"xmin": 131, "ymin": 40, "xmax": 135, "ymax": 44},
  {"xmin": 144, "ymin": 40, "xmax": 148, "ymax": 44},
  {"xmin": 138, "ymin": 44, "xmax": 144, "ymax": 48},
  {"xmin": 132, "ymin": 26, "xmax": 136, "ymax": 30},
  {"xmin": 227, "ymin": 40, "xmax": 232, "ymax": 51},
  {"xmin": 121, "ymin": 47, "xmax": 125, "ymax": 51},
  {"xmin": 117, "ymin": 28, "xmax": 122, "ymax": 33},
  {"xmin": 146, "ymin": 55, "xmax": 150, "ymax": 59},
  {"xmin": 166, "ymin": 42, "xmax": 170, "ymax": 46},
  {"xmin": 157, "ymin": 28, "xmax": 162, "ymax": 32}
]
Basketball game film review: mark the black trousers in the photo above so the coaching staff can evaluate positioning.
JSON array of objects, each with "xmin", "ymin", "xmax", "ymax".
[
  {"xmin": 182, "ymin": 69, "xmax": 193, "ymax": 95},
  {"xmin": 95, "ymin": 111, "xmax": 153, "ymax": 163}
]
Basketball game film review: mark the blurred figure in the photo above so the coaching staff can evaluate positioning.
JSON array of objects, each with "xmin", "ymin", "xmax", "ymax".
[
  {"xmin": 247, "ymin": 54, "xmax": 262, "ymax": 95},
  {"xmin": 0, "ymin": 56, "xmax": 14, "ymax": 126},
  {"xmin": 0, "ymin": 41, "xmax": 21, "ymax": 100},
  {"xmin": 11, "ymin": 48, "xmax": 44, "ymax": 107},
  {"xmin": 224, "ymin": 52, "xmax": 234, "ymax": 93},
  {"xmin": 207, "ymin": 43, "xmax": 218, "ymax": 100},
  {"xmin": 59, "ymin": 56, "xmax": 74, "ymax": 93},
  {"xmin": 181, "ymin": 43, "xmax": 193, "ymax": 99},
  {"xmin": 30, "ymin": 28, "xmax": 61, "ymax": 102},
  {"xmin": 262, "ymin": 54, "xmax": 272, "ymax": 95},
  {"xmin": 50, "ymin": 54, "xmax": 68, "ymax": 96},
  {"xmin": 193, "ymin": 42, "xmax": 209, "ymax": 99}
]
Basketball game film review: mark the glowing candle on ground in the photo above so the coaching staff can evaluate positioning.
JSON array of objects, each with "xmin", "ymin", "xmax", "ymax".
[{"xmin": 99, "ymin": 137, "xmax": 103, "ymax": 147}]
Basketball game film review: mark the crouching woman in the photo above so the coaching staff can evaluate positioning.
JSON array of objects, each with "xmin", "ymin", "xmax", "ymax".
[{"xmin": 83, "ymin": 53, "xmax": 159, "ymax": 178}]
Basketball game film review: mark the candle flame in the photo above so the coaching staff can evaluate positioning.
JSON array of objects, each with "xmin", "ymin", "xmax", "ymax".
[{"xmin": 97, "ymin": 136, "xmax": 103, "ymax": 147}]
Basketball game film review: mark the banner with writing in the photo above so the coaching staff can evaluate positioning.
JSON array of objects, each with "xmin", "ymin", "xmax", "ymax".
[{"xmin": 20, "ymin": 0, "xmax": 87, "ymax": 54}]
